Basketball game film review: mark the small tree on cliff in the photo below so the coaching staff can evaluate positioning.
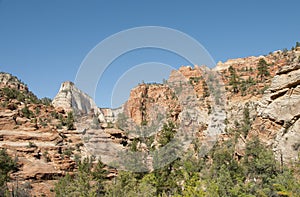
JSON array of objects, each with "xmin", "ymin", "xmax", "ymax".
[
  {"xmin": 66, "ymin": 111, "xmax": 75, "ymax": 130},
  {"xmin": 257, "ymin": 58, "xmax": 270, "ymax": 82},
  {"xmin": 228, "ymin": 66, "xmax": 239, "ymax": 94}
]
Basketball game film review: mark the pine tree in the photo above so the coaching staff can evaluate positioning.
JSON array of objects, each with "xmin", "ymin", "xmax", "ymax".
[
  {"xmin": 241, "ymin": 106, "xmax": 251, "ymax": 138},
  {"xmin": 228, "ymin": 66, "xmax": 239, "ymax": 93},
  {"xmin": 257, "ymin": 58, "xmax": 270, "ymax": 81},
  {"xmin": 54, "ymin": 157, "xmax": 107, "ymax": 196},
  {"xmin": 66, "ymin": 111, "xmax": 75, "ymax": 130},
  {"xmin": 0, "ymin": 149, "xmax": 17, "ymax": 195}
]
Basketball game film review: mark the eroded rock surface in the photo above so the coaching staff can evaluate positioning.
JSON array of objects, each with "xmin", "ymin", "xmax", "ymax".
[{"xmin": 52, "ymin": 81, "xmax": 105, "ymax": 121}]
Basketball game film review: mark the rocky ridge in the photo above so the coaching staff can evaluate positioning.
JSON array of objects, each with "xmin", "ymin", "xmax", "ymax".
[
  {"xmin": 0, "ymin": 75, "xmax": 83, "ymax": 196},
  {"xmin": 1, "ymin": 47, "xmax": 300, "ymax": 196}
]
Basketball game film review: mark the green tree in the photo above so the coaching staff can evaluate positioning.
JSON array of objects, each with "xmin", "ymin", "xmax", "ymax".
[
  {"xmin": 228, "ymin": 66, "xmax": 239, "ymax": 93},
  {"xmin": 40, "ymin": 97, "xmax": 52, "ymax": 106},
  {"xmin": 202, "ymin": 80, "xmax": 210, "ymax": 98},
  {"xmin": 272, "ymin": 170, "xmax": 300, "ymax": 196},
  {"xmin": 152, "ymin": 162, "xmax": 180, "ymax": 196},
  {"xmin": 0, "ymin": 149, "xmax": 17, "ymax": 195},
  {"xmin": 54, "ymin": 157, "xmax": 107, "ymax": 197},
  {"xmin": 241, "ymin": 106, "xmax": 251, "ymax": 138},
  {"xmin": 243, "ymin": 138, "xmax": 278, "ymax": 185},
  {"xmin": 105, "ymin": 171, "xmax": 146, "ymax": 197},
  {"xmin": 158, "ymin": 121, "xmax": 177, "ymax": 146},
  {"xmin": 257, "ymin": 58, "xmax": 270, "ymax": 81},
  {"xmin": 66, "ymin": 111, "xmax": 75, "ymax": 130}
]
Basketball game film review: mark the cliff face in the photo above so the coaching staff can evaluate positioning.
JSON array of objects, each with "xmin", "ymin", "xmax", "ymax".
[
  {"xmin": 124, "ymin": 83, "xmax": 181, "ymax": 125},
  {"xmin": 1, "ymin": 47, "xmax": 300, "ymax": 195},
  {"xmin": 120, "ymin": 49, "xmax": 300, "ymax": 163},
  {"xmin": 123, "ymin": 65, "xmax": 217, "ymax": 128},
  {"xmin": 215, "ymin": 49, "xmax": 300, "ymax": 163},
  {"xmin": 256, "ymin": 63, "xmax": 300, "ymax": 162},
  {"xmin": 52, "ymin": 81, "xmax": 105, "ymax": 122}
]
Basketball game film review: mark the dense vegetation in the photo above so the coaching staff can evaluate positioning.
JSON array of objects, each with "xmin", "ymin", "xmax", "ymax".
[
  {"xmin": 2, "ymin": 137, "xmax": 299, "ymax": 196},
  {"xmin": 0, "ymin": 86, "xmax": 52, "ymax": 106},
  {"xmin": 54, "ymin": 157, "xmax": 107, "ymax": 196},
  {"xmin": 53, "ymin": 137, "xmax": 300, "ymax": 197}
]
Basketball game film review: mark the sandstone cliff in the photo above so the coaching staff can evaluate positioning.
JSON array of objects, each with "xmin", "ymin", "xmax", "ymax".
[
  {"xmin": 0, "ymin": 74, "xmax": 86, "ymax": 196},
  {"xmin": 52, "ymin": 81, "xmax": 105, "ymax": 122},
  {"xmin": 1, "ymin": 46, "xmax": 300, "ymax": 196},
  {"xmin": 256, "ymin": 62, "xmax": 300, "ymax": 162}
]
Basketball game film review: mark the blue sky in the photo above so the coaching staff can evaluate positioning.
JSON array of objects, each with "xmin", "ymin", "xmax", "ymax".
[{"xmin": 0, "ymin": 0, "xmax": 299, "ymax": 108}]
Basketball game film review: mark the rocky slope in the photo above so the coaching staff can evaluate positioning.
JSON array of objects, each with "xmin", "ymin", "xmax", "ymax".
[
  {"xmin": 117, "ymin": 47, "xmax": 300, "ymax": 165},
  {"xmin": 0, "ymin": 47, "xmax": 300, "ymax": 196},
  {"xmin": 216, "ymin": 48, "xmax": 300, "ymax": 163},
  {"xmin": 0, "ymin": 75, "xmax": 87, "ymax": 196}
]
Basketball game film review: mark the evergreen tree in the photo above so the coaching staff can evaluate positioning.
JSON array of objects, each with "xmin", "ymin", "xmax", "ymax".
[
  {"xmin": 0, "ymin": 149, "xmax": 17, "ymax": 195},
  {"xmin": 257, "ymin": 58, "xmax": 270, "ymax": 81},
  {"xmin": 228, "ymin": 66, "xmax": 239, "ymax": 93},
  {"xmin": 241, "ymin": 105, "xmax": 251, "ymax": 138},
  {"xmin": 66, "ymin": 111, "xmax": 75, "ymax": 130},
  {"xmin": 54, "ymin": 157, "xmax": 107, "ymax": 197},
  {"xmin": 158, "ymin": 121, "xmax": 176, "ymax": 146}
]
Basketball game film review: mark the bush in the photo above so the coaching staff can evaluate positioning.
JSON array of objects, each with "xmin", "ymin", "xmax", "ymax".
[
  {"xmin": 63, "ymin": 148, "xmax": 74, "ymax": 157},
  {"xmin": 35, "ymin": 107, "xmax": 40, "ymax": 115},
  {"xmin": 40, "ymin": 97, "xmax": 52, "ymax": 106},
  {"xmin": 27, "ymin": 141, "xmax": 37, "ymax": 148},
  {"xmin": 56, "ymin": 123, "xmax": 62, "ymax": 129},
  {"xmin": 51, "ymin": 111, "xmax": 59, "ymax": 119},
  {"xmin": 21, "ymin": 106, "xmax": 34, "ymax": 119}
]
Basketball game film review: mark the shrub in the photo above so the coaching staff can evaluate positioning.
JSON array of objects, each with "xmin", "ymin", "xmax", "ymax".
[
  {"xmin": 40, "ymin": 97, "xmax": 52, "ymax": 106},
  {"xmin": 35, "ymin": 107, "xmax": 40, "ymax": 115},
  {"xmin": 56, "ymin": 123, "xmax": 62, "ymax": 129},
  {"xmin": 21, "ymin": 106, "xmax": 34, "ymax": 119},
  {"xmin": 63, "ymin": 148, "xmax": 74, "ymax": 157},
  {"xmin": 39, "ymin": 118, "xmax": 48, "ymax": 127},
  {"xmin": 27, "ymin": 141, "xmax": 37, "ymax": 148}
]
